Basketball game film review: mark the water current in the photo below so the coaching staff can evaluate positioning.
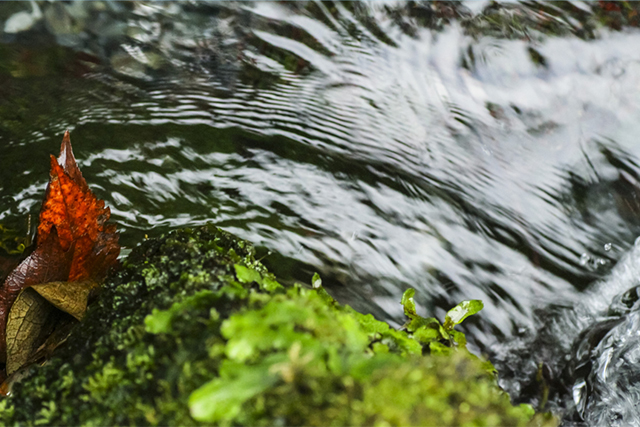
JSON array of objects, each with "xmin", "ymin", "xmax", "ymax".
[{"xmin": 2, "ymin": 1, "xmax": 640, "ymax": 423}]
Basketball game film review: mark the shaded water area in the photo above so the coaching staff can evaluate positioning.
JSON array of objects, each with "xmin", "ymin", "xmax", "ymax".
[{"xmin": 3, "ymin": 1, "xmax": 640, "ymax": 423}]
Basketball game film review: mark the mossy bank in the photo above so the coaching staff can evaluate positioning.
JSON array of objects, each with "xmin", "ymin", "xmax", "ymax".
[{"xmin": 0, "ymin": 225, "xmax": 554, "ymax": 426}]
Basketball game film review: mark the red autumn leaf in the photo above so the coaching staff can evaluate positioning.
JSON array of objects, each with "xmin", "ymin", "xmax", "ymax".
[
  {"xmin": 0, "ymin": 131, "xmax": 120, "ymax": 362},
  {"xmin": 37, "ymin": 131, "xmax": 119, "ymax": 282}
]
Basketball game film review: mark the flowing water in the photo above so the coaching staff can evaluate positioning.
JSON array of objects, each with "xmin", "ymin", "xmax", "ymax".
[{"xmin": 3, "ymin": 1, "xmax": 640, "ymax": 423}]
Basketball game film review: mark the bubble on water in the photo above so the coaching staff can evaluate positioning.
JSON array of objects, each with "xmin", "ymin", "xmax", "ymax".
[
  {"xmin": 580, "ymin": 253, "xmax": 590, "ymax": 266},
  {"xmin": 604, "ymin": 243, "xmax": 612, "ymax": 252}
]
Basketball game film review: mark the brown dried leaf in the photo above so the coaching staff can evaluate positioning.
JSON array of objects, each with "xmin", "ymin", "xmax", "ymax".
[
  {"xmin": 1, "ymin": 313, "xmax": 76, "ymax": 396},
  {"xmin": 31, "ymin": 280, "xmax": 98, "ymax": 321},
  {"xmin": 0, "ymin": 131, "xmax": 120, "ymax": 363},
  {"xmin": 5, "ymin": 288, "xmax": 55, "ymax": 375},
  {"xmin": 2, "ymin": 280, "xmax": 96, "ymax": 375},
  {"xmin": 0, "ymin": 256, "xmax": 21, "ymax": 285},
  {"xmin": 3, "ymin": 278, "xmax": 95, "ymax": 375},
  {"xmin": 0, "ymin": 230, "xmax": 73, "ymax": 362}
]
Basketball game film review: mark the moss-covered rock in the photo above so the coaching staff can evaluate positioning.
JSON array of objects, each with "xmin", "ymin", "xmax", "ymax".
[{"xmin": 0, "ymin": 225, "xmax": 553, "ymax": 426}]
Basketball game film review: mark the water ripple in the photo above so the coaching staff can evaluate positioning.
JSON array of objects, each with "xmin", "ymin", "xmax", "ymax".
[{"xmin": 4, "ymin": 3, "xmax": 640, "ymax": 421}]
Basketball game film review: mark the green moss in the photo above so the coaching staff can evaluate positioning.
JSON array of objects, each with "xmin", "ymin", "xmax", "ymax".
[{"xmin": 0, "ymin": 225, "xmax": 555, "ymax": 426}]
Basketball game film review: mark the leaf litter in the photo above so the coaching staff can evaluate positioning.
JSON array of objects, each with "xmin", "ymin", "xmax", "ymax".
[{"xmin": 0, "ymin": 131, "xmax": 119, "ymax": 382}]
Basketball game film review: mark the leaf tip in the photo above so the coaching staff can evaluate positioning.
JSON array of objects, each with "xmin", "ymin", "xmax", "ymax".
[{"xmin": 58, "ymin": 131, "xmax": 73, "ymax": 166}]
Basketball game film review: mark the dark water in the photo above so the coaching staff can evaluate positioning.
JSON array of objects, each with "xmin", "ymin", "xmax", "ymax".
[{"xmin": 3, "ymin": 1, "xmax": 640, "ymax": 422}]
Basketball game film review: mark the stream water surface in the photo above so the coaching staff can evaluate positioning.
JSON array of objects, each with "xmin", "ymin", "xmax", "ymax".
[{"xmin": 2, "ymin": 1, "xmax": 640, "ymax": 423}]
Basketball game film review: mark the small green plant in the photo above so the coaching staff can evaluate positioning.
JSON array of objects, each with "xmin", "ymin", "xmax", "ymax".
[{"xmin": 401, "ymin": 288, "xmax": 484, "ymax": 355}]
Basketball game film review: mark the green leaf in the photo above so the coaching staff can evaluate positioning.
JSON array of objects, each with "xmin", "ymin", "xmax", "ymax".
[
  {"xmin": 401, "ymin": 288, "xmax": 417, "ymax": 319},
  {"xmin": 444, "ymin": 300, "xmax": 483, "ymax": 331},
  {"xmin": 371, "ymin": 342, "xmax": 389, "ymax": 354},
  {"xmin": 449, "ymin": 329, "xmax": 467, "ymax": 348},
  {"xmin": 518, "ymin": 403, "xmax": 535, "ymax": 418},
  {"xmin": 406, "ymin": 316, "xmax": 440, "ymax": 333},
  {"xmin": 262, "ymin": 277, "xmax": 284, "ymax": 293},
  {"xmin": 429, "ymin": 341, "xmax": 453, "ymax": 356},
  {"xmin": 380, "ymin": 329, "xmax": 423, "ymax": 356},
  {"xmin": 311, "ymin": 272, "xmax": 322, "ymax": 289},
  {"xmin": 350, "ymin": 311, "xmax": 390, "ymax": 335},
  {"xmin": 144, "ymin": 309, "xmax": 173, "ymax": 334},
  {"xmin": 234, "ymin": 264, "xmax": 262, "ymax": 285},
  {"xmin": 315, "ymin": 286, "xmax": 336, "ymax": 306},
  {"xmin": 189, "ymin": 362, "xmax": 278, "ymax": 423},
  {"xmin": 413, "ymin": 326, "xmax": 442, "ymax": 344},
  {"xmin": 145, "ymin": 290, "xmax": 216, "ymax": 334},
  {"xmin": 481, "ymin": 359, "xmax": 497, "ymax": 375}
]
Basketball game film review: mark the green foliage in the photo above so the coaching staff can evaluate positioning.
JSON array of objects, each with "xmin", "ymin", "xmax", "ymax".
[
  {"xmin": 189, "ymin": 360, "xmax": 279, "ymax": 423},
  {"xmin": 184, "ymin": 283, "xmax": 542, "ymax": 426},
  {"xmin": 0, "ymin": 223, "xmax": 30, "ymax": 255},
  {"xmin": 233, "ymin": 264, "xmax": 284, "ymax": 293},
  {"xmin": 445, "ymin": 300, "xmax": 483, "ymax": 329},
  {"xmin": 400, "ymin": 289, "xmax": 485, "ymax": 356},
  {"xmin": 0, "ymin": 225, "xmax": 555, "ymax": 426}
]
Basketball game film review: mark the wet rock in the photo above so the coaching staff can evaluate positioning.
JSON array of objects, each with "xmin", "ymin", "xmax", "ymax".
[
  {"xmin": 0, "ymin": 225, "xmax": 547, "ymax": 426},
  {"xmin": 110, "ymin": 49, "xmax": 148, "ymax": 79}
]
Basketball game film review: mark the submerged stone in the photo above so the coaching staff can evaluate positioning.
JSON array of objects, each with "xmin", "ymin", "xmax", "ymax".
[{"xmin": 0, "ymin": 225, "xmax": 551, "ymax": 426}]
